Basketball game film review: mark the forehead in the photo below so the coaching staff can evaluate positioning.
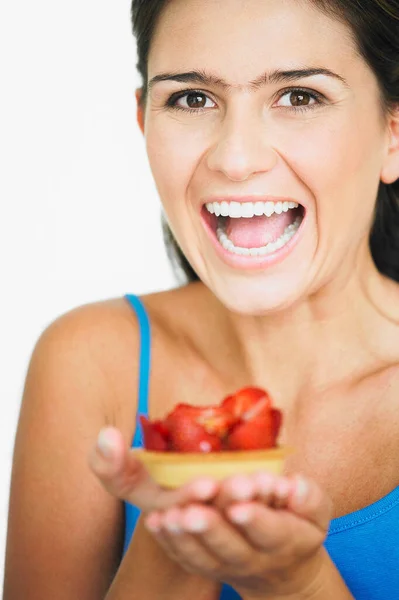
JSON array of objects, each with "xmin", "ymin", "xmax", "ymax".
[{"xmin": 148, "ymin": 0, "xmax": 358, "ymax": 79}]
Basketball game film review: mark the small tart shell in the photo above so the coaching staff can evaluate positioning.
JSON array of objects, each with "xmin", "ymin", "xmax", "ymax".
[{"xmin": 133, "ymin": 446, "xmax": 294, "ymax": 488}]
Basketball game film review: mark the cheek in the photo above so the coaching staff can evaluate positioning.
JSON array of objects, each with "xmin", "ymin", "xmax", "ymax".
[
  {"xmin": 146, "ymin": 120, "xmax": 208, "ymax": 203},
  {"xmin": 281, "ymin": 114, "xmax": 383, "ymax": 226}
]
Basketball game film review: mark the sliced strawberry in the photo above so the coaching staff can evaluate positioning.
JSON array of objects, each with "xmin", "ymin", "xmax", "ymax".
[
  {"xmin": 167, "ymin": 412, "xmax": 222, "ymax": 453},
  {"xmin": 226, "ymin": 414, "xmax": 276, "ymax": 450},
  {"xmin": 141, "ymin": 387, "xmax": 282, "ymax": 453},
  {"xmin": 165, "ymin": 404, "xmax": 205, "ymax": 428},
  {"xmin": 166, "ymin": 404, "xmax": 235, "ymax": 438},
  {"xmin": 222, "ymin": 387, "xmax": 272, "ymax": 421},
  {"xmin": 197, "ymin": 407, "xmax": 236, "ymax": 437},
  {"xmin": 139, "ymin": 416, "xmax": 169, "ymax": 451}
]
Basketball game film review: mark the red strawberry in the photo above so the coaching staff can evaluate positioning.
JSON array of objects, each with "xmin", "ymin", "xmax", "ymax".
[
  {"xmin": 270, "ymin": 407, "xmax": 283, "ymax": 439},
  {"xmin": 227, "ymin": 414, "xmax": 276, "ymax": 451},
  {"xmin": 167, "ymin": 412, "xmax": 222, "ymax": 453},
  {"xmin": 166, "ymin": 404, "xmax": 235, "ymax": 438},
  {"xmin": 222, "ymin": 387, "xmax": 271, "ymax": 420},
  {"xmin": 197, "ymin": 407, "xmax": 236, "ymax": 437},
  {"xmin": 139, "ymin": 416, "xmax": 169, "ymax": 451},
  {"xmin": 141, "ymin": 387, "xmax": 282, "ymax": 453}
]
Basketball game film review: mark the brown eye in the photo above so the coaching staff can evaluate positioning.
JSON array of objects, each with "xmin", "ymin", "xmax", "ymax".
[
  {"xmin": 185, "ymin": 93, "xmax": 207, "ymax": 109},
  {"xmin": 276, "ymin": 89, "xmax": 322, "ymax": 110},
  {"xmin": 170, "ymin": 91, "xmax": 216, "ymax": 111},
  {"xmin": 290, "ymin": 91, "xmax": 311, "ymax": 106}
]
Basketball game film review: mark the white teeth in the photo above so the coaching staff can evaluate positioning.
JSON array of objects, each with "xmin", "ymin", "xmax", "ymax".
[
  {"xmin": 216, "ymin": 216, "xmax": 302, "ymax": 257},
  {"xmin": 241, "ymin": 202, "xmax": 254, "ymax": 218},
  {"xmin": 264, "ymin": 202, "xmax": 275, "ymax": 217},
  {"xmin": 254, "ymin": 202, "xmax": 264, "ymax": 216},
  {"xmin": 206, "ymin": 200, "xmax": 300, "ymax": 219},
  {"xmin": 213, "ymin": 202, "xmax": 221, "ymax": 217},
  {"xmin": 220, "ymin": 201, "xmax": 229, "ymax": 217},
  {"xmin": 228, "ymin": 202, "xmax": 242, "ymax": 218}
]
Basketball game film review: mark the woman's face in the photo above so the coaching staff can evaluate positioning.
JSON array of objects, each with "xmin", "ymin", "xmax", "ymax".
[{"xmin": 143, "ymin": 0, "xmax": 394, "ymax": 314}]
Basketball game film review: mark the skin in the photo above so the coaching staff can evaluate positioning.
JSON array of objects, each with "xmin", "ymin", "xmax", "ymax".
[
  {"xmin": 135, "ymin": 0, "xmax": 399, "ymax": 422},
  {"xmin": 94, "ymin": 0, "xmax": 399, "ymax": 597},
  {"xmin": 90, "ymin": 428, "xmax": 344, "ymax": 599},
  {"xmin": 143, "ymin": 0, "xmax": 398, "ymax": 319},
  {"xmin": 4, "ymin": 0, "xmax": 399, "ymax": 599}
]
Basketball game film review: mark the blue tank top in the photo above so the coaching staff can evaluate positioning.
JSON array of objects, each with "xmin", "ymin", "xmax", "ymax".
[{"xmin": 123, "ymin": 294, "xmax": 399, "ymax": 600}]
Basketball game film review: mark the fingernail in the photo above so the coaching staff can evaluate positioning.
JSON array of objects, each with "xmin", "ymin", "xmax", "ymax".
[
  {"xmin": 256, "ymin": 472, "xmax": 274, "ymax": 495},
  {"xmin": 294, "ymin": 476, "xmax": 309, "ymax": 505},
  {"xmin": 230, "ymin": 477, "xmax": 254, "ymax": 501},
  {"xmin": 165, "ymin": 521, "xmax": 183, "ymax": 535},
  {"xmin": 193, "ymin": 480, "xmax": 217, "ymax": 500},
  {"xmin": 275, "ymin": 478, "xmax": 291, "ymax": 499},
  {"xmin": 97, "ymin": 428, "xmax": 115, "ymax": 459},
  {"xmin": 184, "ymin": 510, "xmax": 208, "ymax": 533},
  {"xmin": 230, "ymin": 506, "xmax": 253, "ymax": 524},
  {"xmin": 145, "ymin": 516, "xmax": 160, "ymax": 533}
]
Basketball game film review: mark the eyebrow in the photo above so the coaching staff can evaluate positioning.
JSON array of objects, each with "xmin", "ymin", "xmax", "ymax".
[{"xmin": 148, "ymin": 67, "xmax": 349, "ymax": 92}]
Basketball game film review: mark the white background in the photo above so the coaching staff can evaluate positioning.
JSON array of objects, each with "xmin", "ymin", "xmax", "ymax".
[{"xmin": 0, "ymin": 0, "xmax": 175, "ymax": 584}]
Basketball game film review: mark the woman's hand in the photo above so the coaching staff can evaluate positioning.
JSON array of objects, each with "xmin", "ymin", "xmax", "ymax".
[
  {"xmin": 88, "ymin": 426, "xmax": 221, "ymax": 512},
  {"xmin": 143, "ymin": 472, "xmax": 333, "ymax": 599},
  {"xmin": 89, "ymin": 426, "xmax": 333, "ymax": 598}
]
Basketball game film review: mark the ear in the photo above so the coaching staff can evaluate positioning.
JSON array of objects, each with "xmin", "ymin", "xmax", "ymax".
[
  {"xmin": 381, "ymin": 104, "xmax": 399, "ymax": 184},
  {"xmin": 135, "ymin": 89, "xmax": 145, "ymax": 135}
]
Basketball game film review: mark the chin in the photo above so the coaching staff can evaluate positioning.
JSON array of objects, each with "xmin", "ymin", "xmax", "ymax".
[{"xmin": 205, "ymin": 271, "xmax": 308, "ymax": 316}]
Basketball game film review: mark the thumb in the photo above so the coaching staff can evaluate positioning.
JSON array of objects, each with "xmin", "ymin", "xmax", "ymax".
[
  {"xmin": 89, "ymin": 427, "xmax": 219, "ymax": 513},
  {"xmin": 287, "ymin": 474, "xmax": 333, "ymax": 533}
]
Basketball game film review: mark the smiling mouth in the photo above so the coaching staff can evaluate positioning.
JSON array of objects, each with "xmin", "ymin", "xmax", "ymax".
[{"xmin": 202, "ymin": 200, "xmax": 305, "ymax": 257}]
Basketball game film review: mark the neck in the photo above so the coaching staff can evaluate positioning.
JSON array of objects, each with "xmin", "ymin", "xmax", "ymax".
[{"xmin": 202, "ymin": 240, "xmax": 399, "ymax": 407}]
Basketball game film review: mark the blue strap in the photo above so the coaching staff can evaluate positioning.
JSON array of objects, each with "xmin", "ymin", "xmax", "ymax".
[
  {"xmin": 124, "ymin": 294, "xmax": 151, "ymax": 448},
  {"xmin": 122, "ymin": 294, "xmax": 242, "ymax": 598}
]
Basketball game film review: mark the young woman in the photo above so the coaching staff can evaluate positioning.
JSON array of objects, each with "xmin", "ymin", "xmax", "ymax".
[{"xmin": 4, "ymin": 1, "xmax": 399, "ymax": 599}]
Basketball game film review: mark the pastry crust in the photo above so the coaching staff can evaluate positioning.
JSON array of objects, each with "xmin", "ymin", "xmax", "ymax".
[{"xmin": 133, "ymin": 446, "xmax": 294, "ymax": 488}]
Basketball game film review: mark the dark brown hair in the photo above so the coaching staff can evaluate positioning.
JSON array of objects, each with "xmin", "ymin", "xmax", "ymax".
[{"xmin": 131, "ymin": 0, "xmax": 399, "ymax": 283}]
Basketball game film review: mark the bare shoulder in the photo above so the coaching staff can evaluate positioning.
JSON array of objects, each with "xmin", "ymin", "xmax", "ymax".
[
  {"xmin": 139, "ymin": 282, "xmax": 225, "ymax": 417},
  {"xmin": 5, "ymin": 287, "xmax": 203, "ymax": 600},
  {"xmin": 23, "ymin": 282, "xmax": 208, "ymax": 430}
]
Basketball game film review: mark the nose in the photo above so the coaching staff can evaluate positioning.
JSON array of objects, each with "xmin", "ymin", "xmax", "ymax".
[{"xmin": 206, "ymin": 112, "xmax": 278, "ymax": 182}]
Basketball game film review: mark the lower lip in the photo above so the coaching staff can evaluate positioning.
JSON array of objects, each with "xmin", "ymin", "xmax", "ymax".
[{"xmin": 201, "ymin": 208, "xmax": 306, "ymax": 271}]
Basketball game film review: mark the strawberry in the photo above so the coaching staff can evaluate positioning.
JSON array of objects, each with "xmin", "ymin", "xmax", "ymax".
[
  {"xmin": 222, "ymin": 387, "xmax": 272, "ymax": 421},
  {"xmin": 166, "ymin": 404, "xmax": 235, "ymax": 438},
  {"xmin": 139, "ymin": 416, "xmax": 169, "ymax": 451},
  {"xmin": 227, "ymin": 414, "xmax": 276, "ymax": 451},
  {"xmin": 271, "ymin": 407, "xmax": 283, "ymax": 438},
  {"xmin": 140, "ymin": 387, "xmax": 283, "ymax": 453},
  {"xmin": 197, "ymin": 407, "xmax": 236, "ymax": 437},
  {"xmin": 167, "ymin": 412, "xmax": 222, "ymax": 453}
]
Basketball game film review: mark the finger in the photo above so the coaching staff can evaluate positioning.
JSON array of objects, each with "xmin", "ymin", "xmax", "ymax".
[
  {"xmin": 89, "ymin": 426, "xmax": 148, "ymax": 499},
  {"xmin": 287, "ymin": 474, "xmax": 333, "ymax": 532},
  {"xmin": 227, "ymin": 501, "xmax": 326, "ymax": 553},
  {"xmin": 146, "ymin": 508, "xmax": 221, "ymax": 575},
  {"xmin": 89, "ymin": 427, "xmax": 219, "ymax": 512},
  {"xmin": 227, "ymin": 502, "xmax": 290, "ymax": 551},
  {"xmin": 215, "ymin": 475, "xmax": 258, "ymax": 510},
  {"xmin": 252, "ymin": 471, "xmax": 277, "ymax": 505},
  {"xmin": 249, "ymin": 471, "xmax": 293, "ymax": 509},
  {"xmin": 179, "ymin": 504, "xmax": 255, "ymax": 566},
  {"xmin": 270, "ymin": 476, "xmax": 296, "ymax": 510},
  {"xmin": 215, "ymin": 472, "xmax": 292, "ymax": 512},
  {"xmin": 144, "ymin": 512, "xmax": 182, "ymax": 563}
]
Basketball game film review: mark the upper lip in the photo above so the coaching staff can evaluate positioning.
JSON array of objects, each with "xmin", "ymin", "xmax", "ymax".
[{"xmin": 203, "ymin": 196, "xmax": 303, "ymax": 205}]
